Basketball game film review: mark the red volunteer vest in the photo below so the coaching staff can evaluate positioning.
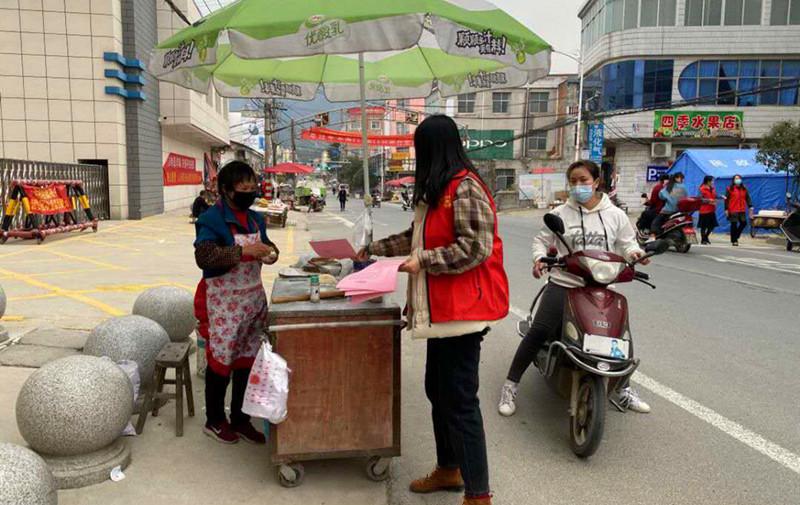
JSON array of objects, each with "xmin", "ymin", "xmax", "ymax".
[{"xmin": 423, "ymin": 170, "xmax": 509, "ymax": 324}]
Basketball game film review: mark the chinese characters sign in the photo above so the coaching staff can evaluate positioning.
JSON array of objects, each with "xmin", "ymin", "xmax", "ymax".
[
  {"xmin": 654, "ymin": 111, "xmax": 744, "ymax": 139},
  {"xmin": 588, "ymin": 123, "xmax": 604, "ymax": 164},
  {"xmin": 21, "ymin": 184, "xmax": 73, "ymax": 215},
  {"xmin": 163, "ymin": 153, "xmax": 202, "ymax": 186}
]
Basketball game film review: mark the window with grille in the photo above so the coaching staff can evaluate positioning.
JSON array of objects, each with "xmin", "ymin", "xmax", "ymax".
[
  {"xmin": 528, "ymin": 92, "xmax": 549, "ymax": 113},
  {"xmin": 457, "ymin": 93, "xmax": 477, "ymax": 113},
  {"xmin": 492, "ymin": 92, "xmax": 511, "ymax": 113}
]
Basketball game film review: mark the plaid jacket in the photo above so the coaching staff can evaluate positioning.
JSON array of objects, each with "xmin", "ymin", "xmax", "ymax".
[{"xmin": 368, "ymin": 177, "xmax": 495, "ymax": 274}]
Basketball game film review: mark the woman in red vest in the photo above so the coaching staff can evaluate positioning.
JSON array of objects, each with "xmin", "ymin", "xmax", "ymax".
[
  {"xmin": 725, "ymin": 174, "xmax": 754, "ymax": 246},
  {"xmin": 698, "ymin": 176, "xmax": 719, "ymax": 245},
  {"xmin": 361, "ymin": 115, "xmax": 508, "ymax": 505}
]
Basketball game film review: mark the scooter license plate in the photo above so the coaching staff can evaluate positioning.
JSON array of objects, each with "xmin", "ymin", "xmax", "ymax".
[
  {"xmin": 683, "ymin": 227, "xmax": 698, "ymax": 243},
  {"xmin": 583, "ymin": 334, "xmax": 629, "ymax": 359}
]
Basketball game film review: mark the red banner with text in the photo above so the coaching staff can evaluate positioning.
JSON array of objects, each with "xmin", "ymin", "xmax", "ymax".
[
  {"xmin": 163, "ymin": 153, "xmax": 202, "ymax": 186},
  {"xmin": 21, "ymin": 183, "xmax": 74, "ymax": 215}
]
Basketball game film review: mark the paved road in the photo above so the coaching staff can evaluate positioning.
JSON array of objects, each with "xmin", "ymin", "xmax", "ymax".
[{"xmin": 312, "ymin": 200, "xmax": 800, "ymax": 504}]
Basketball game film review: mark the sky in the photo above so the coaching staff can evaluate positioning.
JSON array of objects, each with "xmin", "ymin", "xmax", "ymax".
[{"xmin": 493, "ymin": 0, "xmax": 583, "ymax": 74}]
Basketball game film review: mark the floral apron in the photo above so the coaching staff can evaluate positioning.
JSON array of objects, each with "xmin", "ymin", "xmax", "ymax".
[{"xmin": 197, "ymin": 227, "xmax": 268, "ymax": 377}]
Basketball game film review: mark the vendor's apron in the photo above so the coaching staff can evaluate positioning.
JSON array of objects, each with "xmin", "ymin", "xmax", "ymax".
[{"xmin": 198, "ymin": 228, "xmax": 268, "ymax": 377}]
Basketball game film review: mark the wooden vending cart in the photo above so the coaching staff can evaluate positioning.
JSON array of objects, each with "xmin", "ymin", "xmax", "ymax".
[{"xmin": 268, "ymin": 279, "xmax": 402, "ymax": 487}]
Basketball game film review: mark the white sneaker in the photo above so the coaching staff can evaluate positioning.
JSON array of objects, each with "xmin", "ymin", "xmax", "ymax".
[
  {"xmin": 616, "ymin": 387, "xmax": 651, "ymax": 413},
  {"xmin": 498, "ymin": 381, "xmax": 519, "ymax": 417}
]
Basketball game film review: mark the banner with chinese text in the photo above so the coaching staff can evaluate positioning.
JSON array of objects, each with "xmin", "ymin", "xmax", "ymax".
[
  {"xmin": 163, "ymin": 153, "xmax": 202, "ymax": 186},
  {"xmin": 654, "ymin": 111, "xmax": 744, "ymax": 139},
  {"xmin": 21, "ymin": 184, "xmax": 73, "ymax": 215}
]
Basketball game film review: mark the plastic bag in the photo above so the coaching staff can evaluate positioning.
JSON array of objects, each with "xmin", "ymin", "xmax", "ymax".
[
  {"xmin": 242, "ymin": 342, "xmax": 291, "ymax": 424},
  {"xmin": 353, "ymin": 208, "xmax": 374, "ymax": 251},
  {"xmin": 116, "ymin": 359, "xmax": 140, "ymax": 436}
]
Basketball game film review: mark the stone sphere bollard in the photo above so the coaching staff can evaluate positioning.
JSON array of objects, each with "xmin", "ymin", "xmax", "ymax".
[
  {"xmin": 0, "ymin": 443, "xmax": 58, "ymax": 505},
  {"xmin": 84, "ymin": 315, "xmax": 170, "ymax": 387},
  {"xmin": 15, "ymin": 355, "xmax": 133, "ymax": 489},
  {"xmin": 132, "ymin": 286, "xmax": 196, "ymax": 342}
]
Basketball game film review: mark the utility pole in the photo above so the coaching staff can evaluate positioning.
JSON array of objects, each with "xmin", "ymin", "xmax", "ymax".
[
  {"xmin": 290, "ymin": 118, "xmax": 297, "ymax": 163},
  {"xmin": 263, "ymin": 99, "xmax": 273, "ymax": 167}
]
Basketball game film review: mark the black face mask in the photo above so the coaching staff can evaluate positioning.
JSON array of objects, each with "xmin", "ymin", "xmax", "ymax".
[{"xmin": 231, "ymin": 191, "xmax": 257, "ymax": 210}]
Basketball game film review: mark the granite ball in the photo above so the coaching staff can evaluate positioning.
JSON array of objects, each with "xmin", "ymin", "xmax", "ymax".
[
  {"xmin": 84, "ymin": 315, "xmax": 170, "ymax": 386},
  {"xmin": 132, "ymin": 287, "xmax": 196, "ymax": 342},
  {"xmin": 16, "ymin": 355, "xmax": 133, "ymax": 457},
  {"xmin": 0, "ymin": 443, "xmax": 57, "ymax": 505},
  {"xmin": 0, "ymin": 284, "xmax": 6, "ymax": 319}
]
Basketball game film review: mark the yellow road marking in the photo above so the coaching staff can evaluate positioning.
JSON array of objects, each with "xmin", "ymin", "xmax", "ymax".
[
  {"xmin": 74, "ymin": 237, "xmax": 141, "ymax": 251},
  {"xmin": 46, "ymin": 250, "xmax": 126, "ymax": 271},
  {"xmin": 0, "ymin": 267, "xmax": 125, "ymax": 316},
  {"xmin": 27, "ymin": 268, "xmax": 113, "ymax": 278},
  {"xmin": 285, "ymin": 227, "xmax": 294, "ymax": 255},
  {"xmin": 8, "ymin": 293, "xmax": 60, "ymax": 302}
]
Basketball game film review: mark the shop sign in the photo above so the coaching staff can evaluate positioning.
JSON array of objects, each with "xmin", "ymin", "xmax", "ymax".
[
  {"xmin": 464, "ymin": 130, "xmax": 514, "ymax": 160},
  {"xmin": 163, "ymin": 153, "xmax": 202, "ymax": 186},
  {"xmin": 654, "ymin": 111, "xmax": 744, "ymax": 139},
  {"xmin": 588, "ymin": 123, "xmax": 604, "ymax": 164},
  {"xmin": 646, "ymin": 165, "xmax": 670, "ymax": 183}
]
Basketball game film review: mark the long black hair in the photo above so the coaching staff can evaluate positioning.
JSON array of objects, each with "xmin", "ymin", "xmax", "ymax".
[
  {"xmin": 666, "ymin": 172, "xmax": 684, "ymax": 193},
  {"xmin": 702, "ymin": 175, "xmax": 714, "ymax": 186},
  {"xmin": 413, "ymin": 115, "xmax": 481, "ymax": 207}
]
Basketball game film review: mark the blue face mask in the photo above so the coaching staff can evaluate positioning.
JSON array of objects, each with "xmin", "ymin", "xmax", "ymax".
[{"xmin": 570, "ymin": 184, "xmax": 595, "ymax": 204}]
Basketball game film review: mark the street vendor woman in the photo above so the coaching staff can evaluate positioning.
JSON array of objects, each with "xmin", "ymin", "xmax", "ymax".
[
  {"xmin": 194, "ymin": 161, "xmax": 279, "ymax": 444},
  {"xmin": 359, "ymin": 115, "xmax": 509, "ymax": 505}
]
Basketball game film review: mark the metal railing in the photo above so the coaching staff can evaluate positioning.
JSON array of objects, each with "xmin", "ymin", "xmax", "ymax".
[{"xmin": 0, "ymin": 159, "xmax": 110, "ymax": 229}]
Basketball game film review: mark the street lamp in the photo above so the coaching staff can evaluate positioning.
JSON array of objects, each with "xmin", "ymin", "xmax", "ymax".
[{"xmin": 552, "ymin": 49, "xmax": 584, "ymax": 162}]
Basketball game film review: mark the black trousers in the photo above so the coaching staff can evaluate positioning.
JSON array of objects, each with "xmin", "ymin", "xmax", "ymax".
[
  {"xmin": 507, "ymin": 284, "xmax": 567, "ymax": 383},
  {"xmin": 205, "ymin": 367, "xmax": 250, "ymax": 426},
  {"xmin": 339, "ymin": 199, "xmax": 346, "ymax": 211},
  {"xmin": 729, "ymin": 213, "xmax": 747, "ymax": 243},
  {"xmin": 426, "ymin": 332, "xmax": 489, "ymax": 497},
  {"xmin": 650, "ymin": 212, "xmax": 670, "ymax": 236},
  {"xmin": 637, "ymin": 207, "xmax": 657, "ymax": 232}
]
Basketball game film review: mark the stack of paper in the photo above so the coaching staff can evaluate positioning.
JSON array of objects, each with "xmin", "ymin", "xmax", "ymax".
[
  {"xmin": 309, "ymin": 239, "xmax": 357, "ymax": 259},
  {"xmin": 336, "ymin": 259, "xmax": 406, "ymax": 304}
]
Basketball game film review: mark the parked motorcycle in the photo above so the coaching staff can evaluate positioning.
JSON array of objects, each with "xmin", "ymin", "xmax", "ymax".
[
  {"xmin": 519, "ymin": 213, "xmax": 669, "ymax": 458},
  {"xmin": 307, "ymin": 194, "xmax": 325, "ymax": 213},
  {"xmin": 401, "ymin": 193, "xmax": 412, "ymax": 212},
  {"xmin": 781, "ymin": 198, "xmax": 800, "ymax": 252},
  {"xmin": 637, "ymin": 197, "xmax": 703, "ymax": 253}
]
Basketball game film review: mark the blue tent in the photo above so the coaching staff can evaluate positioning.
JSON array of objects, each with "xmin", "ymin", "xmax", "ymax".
[{"xmin": 668, "ymin": 149, "xmax": 789, "ymax": 233}]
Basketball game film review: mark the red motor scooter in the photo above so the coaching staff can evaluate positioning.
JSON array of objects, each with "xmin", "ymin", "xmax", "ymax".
[
  {"xmin": 637, "ymin": 197, "xmax": 703, "ymax": 253},
  {"xmin": 519, "ymin": 214, "xmax": 669, "ymax": 458}
]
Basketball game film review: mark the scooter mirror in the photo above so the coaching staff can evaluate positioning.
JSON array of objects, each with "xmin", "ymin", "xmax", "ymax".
[
  {"xmin": 645, "ymin": 239, "xmax": 671, "ymax": 255},
  {"xmin": 544, "ymin": 213, "xmax": 565, "ymax": 235}
]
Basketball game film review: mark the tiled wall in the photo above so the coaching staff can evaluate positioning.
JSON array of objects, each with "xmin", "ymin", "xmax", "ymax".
[{"xmin": 0, "ymin": 0, "xmax": 129, "ymax": 218}]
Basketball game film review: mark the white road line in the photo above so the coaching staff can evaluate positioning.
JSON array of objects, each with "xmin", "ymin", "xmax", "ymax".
[
  {"xmin": 651, "ymin": 263, "xmax": 800, "ymax": 297},
  {"xmin": 508, "ymin": 305, "xmax": 800, "ymax": 475},
  {"xmin": 632, "ymin": 373, "xmax": 800, "ymax": 476},
  {"xmin": 330, "ymin": 215, "xmax": 355, "ymax": 228},
  {"xmin": 702, "ymin": 254, "xmax": 800, "ymax": 276}
]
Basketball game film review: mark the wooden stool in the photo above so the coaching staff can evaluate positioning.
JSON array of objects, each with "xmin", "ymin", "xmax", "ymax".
[{"xmin": 136, "ymin": 341, "xmax": 195, "ymax": 437}]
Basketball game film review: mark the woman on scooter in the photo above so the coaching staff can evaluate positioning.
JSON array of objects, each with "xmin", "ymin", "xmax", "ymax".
[
  {"xmin": 698, "ymin": 176, "xmax": 719, "ymax": 245},
  {"xmin": 498, "ymin": 160, "xmax": 652, "ymax": 417},
  {"xmin": 649, "ymin": 172, "xmax": 687, "ymax": 237}
]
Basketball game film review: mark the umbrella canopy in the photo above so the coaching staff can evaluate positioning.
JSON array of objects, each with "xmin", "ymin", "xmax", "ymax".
[
  {"xmin": 386, "ymin": 176, "xmax": 415, "ymax": 187},
  {"xmin": 264, "ymin": 162, "xmax": 314, "ymax": 174},
  {"xmin": 150, "ymin": 0, "xmax": 551, "ymax": 206}
]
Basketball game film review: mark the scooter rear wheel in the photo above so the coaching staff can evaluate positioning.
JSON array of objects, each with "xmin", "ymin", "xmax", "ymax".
[
  {"xmin": 569, "ymin": 374, "xmax": 606, "ymax": 458},
  {"xmin": 676, "ymin": 242, "xmax": 691, "ymax": 253}
]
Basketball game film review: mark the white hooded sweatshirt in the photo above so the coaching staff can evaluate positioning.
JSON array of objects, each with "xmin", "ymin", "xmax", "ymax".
[{"xmin": 532, "ymin": 193, "xmax": 644, "ymax": 288}]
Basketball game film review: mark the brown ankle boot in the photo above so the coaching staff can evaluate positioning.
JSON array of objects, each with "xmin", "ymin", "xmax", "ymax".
[
  {"xmin": 463, "ymin": 495, "xmax": 492, "ymax": 505},
  {"xmin": 409, "ymin": 467, "xmax": 464, "ymax": 494}
]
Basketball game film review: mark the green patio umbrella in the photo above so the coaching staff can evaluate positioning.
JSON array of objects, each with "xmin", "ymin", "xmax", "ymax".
[{"xmin": 150, "ymin": 0, "xmax": 552, "ymax": 202}]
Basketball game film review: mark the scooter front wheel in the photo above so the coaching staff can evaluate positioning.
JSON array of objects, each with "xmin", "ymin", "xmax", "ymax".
[{"xmin": 569, "ymin": 374, "xmax": 606, "ymax": 458}]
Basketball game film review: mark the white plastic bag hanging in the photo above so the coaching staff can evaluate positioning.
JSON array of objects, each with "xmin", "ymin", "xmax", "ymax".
[
  {"xmin": 242, "ymin": 342, "xmax": 291, "ymax": 424},
  {"xmin": 353, "ymin": 208, "xmax": 374, "ymax": 251},
  {"xmin": 115, "ymin": 359, "xmax": 140, "ymax": 436}
]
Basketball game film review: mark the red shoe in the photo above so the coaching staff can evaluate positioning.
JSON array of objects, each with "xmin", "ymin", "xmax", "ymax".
[
  {"xmin": 232, "ymin": 422, "xmax": 266, "ymax": 445},
  {"xmin": 203, "ymin": 421, "xmax": 239, "ymax": 444}
]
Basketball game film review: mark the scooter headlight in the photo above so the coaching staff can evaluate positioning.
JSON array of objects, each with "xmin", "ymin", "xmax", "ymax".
[
  {"xmin": 564, "ymin": 321, "xmax": 580, "ymax": 343},
  {"xmin": 579, "ymin": 257, "xmax": 625, "ymax": 284}
]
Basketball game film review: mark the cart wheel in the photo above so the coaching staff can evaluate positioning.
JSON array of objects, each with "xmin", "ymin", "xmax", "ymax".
[
  {"xmin": 0, "ymin": 235, "xmax": 7, "ymax": 244},
  {"xmin": 750, "ymin": 229, "xmax": 756, "ymax": 238},
  {"xmin": 788, "ymin": 240, "xmax": 794, "ymax": 252},
  {"xmin": 365, "ymin": 456, "xmax": 391, "ymax": 482},
  {"xmin": 278, "ymin": 463, "xmax": 305, "ymax": 488},
  {"xmin": 36, "ymin": 235, "xmax": 44, "ymax": 244}
]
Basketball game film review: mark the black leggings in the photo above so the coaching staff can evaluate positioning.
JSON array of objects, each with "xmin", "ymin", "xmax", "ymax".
[
  {"xmin": 729, "ymin": 213, "xmax": 747, "ymax": 243},
  {"xmin": 507, "ymin": 284, "xmax": 567, "ymax": 383},
  {"xmin": 205, "ymin": 367, "xmax": 250, "ymax": 426}
]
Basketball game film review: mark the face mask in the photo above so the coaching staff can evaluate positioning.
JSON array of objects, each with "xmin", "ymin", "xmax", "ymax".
[
  {"xmin": 734, "ymin": 178, "xmax": 742, "ymax": 186},
  {"xmin": 570, "ymin": 184, "xmax": 595, "ymax": 204},
  {"xmin": 232, "ymin": 191, "xmax": 257, "ymax": 209}
]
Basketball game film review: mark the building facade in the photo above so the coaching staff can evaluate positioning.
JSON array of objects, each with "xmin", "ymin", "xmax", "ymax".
[
  {"xmin": 579, "ymin": 0, "xmax": 800, "ymax": 210},
  {"xmin": 0, "ymin": 0, "xmax": 229, "ymax": 219}
]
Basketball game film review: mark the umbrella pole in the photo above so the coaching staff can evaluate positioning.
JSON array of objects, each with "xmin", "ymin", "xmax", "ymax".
[{"xmin": 359, "ymin": 52, "xmax": 371, "ymax": 204}]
